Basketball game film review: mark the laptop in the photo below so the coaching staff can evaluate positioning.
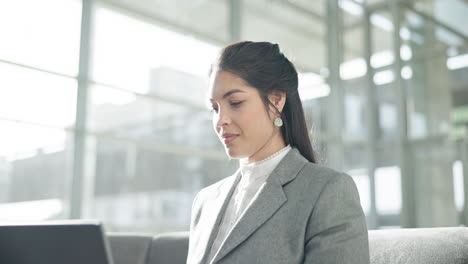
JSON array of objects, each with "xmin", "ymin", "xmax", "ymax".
[{"xmin": 0, "ymin": 220, "xmax": 114, "ymax": 264}]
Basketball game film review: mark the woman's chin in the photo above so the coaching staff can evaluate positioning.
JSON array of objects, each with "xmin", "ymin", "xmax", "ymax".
[{"xmin": 225, "ymin": 146, "xmax": 242, "ymax": 159}]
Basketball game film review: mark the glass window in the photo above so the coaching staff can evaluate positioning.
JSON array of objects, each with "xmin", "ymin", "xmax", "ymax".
[
  {"xmin": 85, "ymin": 136, "xmax": 237, "ymax": 232},
  {"xmin": 375, "ymin": 166, "xmax": 402, "ymax": 215},
  {"xmin": 0, "ymin": 62, "xmax": 77, "ymax": 128},
  {"xmin": 0, "ymin": 120, "xmax": 73, "ymax": 221},
  {"xmin": 349, "ymin": 170, "xmax": 371, "ymax": 215},
  {"xmin": 344, "ymin": 94, "xmax": 365, "ymax": 141},
  {"xmin": 378, "ymin": 102, "xmax": 397, "ymax": 140},
  {"xmin": 242, "ymin": 0, "xmax": 325, "ymax": 74},
  {"xmin": 86, "ymin": 5, "xmax": 238, "ymax": 232},
  {"xmin": 88, "ymin": 84, "xmax": 220, "ymax": 151},
  {"xmin": 0, "ymin": 0, "xmax": 82, "ymax": 76},
  {"xmin": 91, "ymin": 5, "xmax": 220, "ymax": 97},
  {"xmin": 452, "ymin": 160, "xmax": 464, "ymax": 212}
]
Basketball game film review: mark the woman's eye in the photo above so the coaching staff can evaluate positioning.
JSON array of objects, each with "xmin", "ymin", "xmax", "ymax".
[
  {"xmin": 231, "ymin": 101, "xmax": 243, "ymax": 107},
  {"xmin": 210, "ymin": 101, "xmax": 242, "ymax": 113}
]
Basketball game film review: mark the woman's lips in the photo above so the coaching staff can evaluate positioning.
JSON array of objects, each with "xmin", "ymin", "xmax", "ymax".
[{"xmin": 223, "ymin": 135, "xmax": 238, "ymax": 145}]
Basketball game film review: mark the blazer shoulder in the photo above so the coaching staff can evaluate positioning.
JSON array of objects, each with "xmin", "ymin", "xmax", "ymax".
[
  {"xmin": 296, "ymin": 162, "xmax": 355, "ymax": 191},
  {"xmin": 300, "ymin": 162, "xmax": 346, "ymax": 180}
]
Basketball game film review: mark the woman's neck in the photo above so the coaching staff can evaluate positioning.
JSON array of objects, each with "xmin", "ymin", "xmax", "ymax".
[{"xmin": 240, "ymin": 138, "xmax": 287, "ymax": 166}]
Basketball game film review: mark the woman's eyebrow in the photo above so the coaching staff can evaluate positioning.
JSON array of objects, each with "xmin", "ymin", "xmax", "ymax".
[{"xmin": 209, "ymin": 89, "xmax": 246, "ymax": 102}]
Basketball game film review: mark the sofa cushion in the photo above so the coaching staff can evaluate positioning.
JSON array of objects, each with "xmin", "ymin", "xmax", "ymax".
[
  {"xmin": 107, "ymin": 227, "xmax": 468, "ymax": 264},
  {"xmin": 369, "ymin": 227, "xmax": 468, "ymax": 264},
  {"xmin": 147, "ymin": 231, "xmax": 189, "ymax": 264},
  {"xmin": 107, "ymin": 233, "xmax": 153, "ymax": 264}
]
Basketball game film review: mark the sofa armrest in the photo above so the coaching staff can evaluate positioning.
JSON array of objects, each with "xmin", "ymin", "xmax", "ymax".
[
  {"xmin": 369, "ymin": 227, "xmax": 468, "ymax": 264},
  {"xmin": 147, "ymin": 231, "xmax": 189, "ymax": 264},
  {"xmin": 107, "ymin": 233, "xmax": 153, "ymax": 264}
]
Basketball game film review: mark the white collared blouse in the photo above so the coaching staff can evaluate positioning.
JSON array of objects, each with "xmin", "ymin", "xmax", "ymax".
[{"xmin": 207, "ymin": 144, "xmax": 292, "ymax": 262}]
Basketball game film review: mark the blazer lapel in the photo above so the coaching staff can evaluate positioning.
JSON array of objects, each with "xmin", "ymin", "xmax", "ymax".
[
  {"xmin": 211, "ymin": 147, "xmax": 309, "ymax": 263},
  {"xmin": 198, "ymin": 168, "xmax": 242, "ymax": 264}
]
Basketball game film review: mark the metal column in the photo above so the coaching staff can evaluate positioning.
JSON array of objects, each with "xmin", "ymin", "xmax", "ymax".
[
  {"xmin": 391, "ymin": 0, "xmax": 416, "ymax": 228},
  {"xmin": 229, "ymin": 0, "xmax": 242, "ymax": 43},
  {"xmin": 462, "ymin": 139, "xmax": 468, "ymax": 225},
  {"xmin": 325, "ymin": 0, "xmax": 345, "ymax": 171},
  {"xmin": 70, "ymin": 0, "xmax": 94, "ymax": 219},
  {"xmin": 363, "ymin": 6, "xmax": 379, "ymax": 229}
]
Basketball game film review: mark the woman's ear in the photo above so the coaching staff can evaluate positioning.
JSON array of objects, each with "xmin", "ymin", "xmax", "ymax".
[{"xmin": 268, "ymin": 91, "xmax": 286, "ymax": 112}]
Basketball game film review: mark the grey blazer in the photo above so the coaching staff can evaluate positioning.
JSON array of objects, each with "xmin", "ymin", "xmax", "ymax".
[{"xmin": 187, "ymin": 147, "xmax": 370, "ymax": 264}]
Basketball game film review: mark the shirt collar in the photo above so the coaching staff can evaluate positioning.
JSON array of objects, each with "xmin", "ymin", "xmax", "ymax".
[{"xmin": 238, "ymin": 144, "xmax": 292, "ymax": 188}]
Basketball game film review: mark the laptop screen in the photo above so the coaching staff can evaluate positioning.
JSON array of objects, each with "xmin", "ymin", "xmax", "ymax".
[{"xmin": 0, "ymin": 220, "xmax": 114, "ymax": 264}]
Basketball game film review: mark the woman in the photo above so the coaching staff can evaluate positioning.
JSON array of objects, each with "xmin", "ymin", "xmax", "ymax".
[{"xmin": 186, "ymin": 41, "xmax": 369, "ymax": 264}]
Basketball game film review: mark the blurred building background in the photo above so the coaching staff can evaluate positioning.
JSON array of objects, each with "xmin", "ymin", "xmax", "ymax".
[{"xmin": 1, "ymin": 0, "xmax": 468, "ymax": 232}]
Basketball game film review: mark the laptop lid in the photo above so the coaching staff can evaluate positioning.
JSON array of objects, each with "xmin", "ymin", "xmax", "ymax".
[{"xmin": 0, "ymin": 220, "xmax": 114, "ymax": 264}]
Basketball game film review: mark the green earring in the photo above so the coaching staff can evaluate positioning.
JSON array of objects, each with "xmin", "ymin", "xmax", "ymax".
[{"xmin": 274, "ymin": 117, "xmax": 283, "ymax": 127}]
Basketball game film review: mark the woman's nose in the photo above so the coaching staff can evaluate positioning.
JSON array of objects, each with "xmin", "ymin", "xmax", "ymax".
[{"xmin": 215, "ymin": 109, "xmax": 230, "ymax": 128}]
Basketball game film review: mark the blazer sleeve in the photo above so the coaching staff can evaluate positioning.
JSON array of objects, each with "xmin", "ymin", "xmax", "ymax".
[
  {"xmin": 303, "ymin": 173, "xmax": 370, "ymax": 264},
  {"xmin": 187, "ymin": 190, "xmax": 201, "ymax": 262}
]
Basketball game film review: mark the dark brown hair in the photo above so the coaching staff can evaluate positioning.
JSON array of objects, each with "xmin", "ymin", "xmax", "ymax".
[{"xmin": 210, "ymin": 41, "xmax": 316, "ymax": 163}]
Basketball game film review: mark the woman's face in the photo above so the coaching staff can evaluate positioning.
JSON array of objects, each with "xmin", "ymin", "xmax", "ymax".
[{"xmin": 208, "ymin": 70, "xmax": 283, "ymax": 160}]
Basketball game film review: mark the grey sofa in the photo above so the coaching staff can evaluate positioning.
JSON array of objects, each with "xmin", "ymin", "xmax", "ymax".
[{"xmin": 107, "ymin": 227, "xmax": 468, "ymax": 264}]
